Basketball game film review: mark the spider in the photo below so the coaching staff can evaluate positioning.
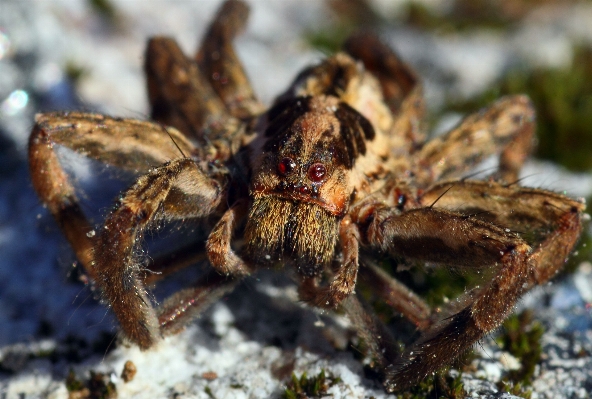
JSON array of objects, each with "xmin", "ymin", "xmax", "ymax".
[{"xmin": 28, "ymin": 0, "xmax": 586, "ymax": 392}]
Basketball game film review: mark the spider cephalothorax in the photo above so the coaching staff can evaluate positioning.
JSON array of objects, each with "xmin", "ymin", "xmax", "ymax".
[
  {"xmin": 245, "ymin": 94, "xmax": 375, "ymax": 274},
  {"xmin": 29, "ymin": 0, "xmax": 586, "ymax": 392}
]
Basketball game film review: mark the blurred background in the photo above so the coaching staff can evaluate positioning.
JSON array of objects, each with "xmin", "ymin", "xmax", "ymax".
[{"xmin": 1, "ymin": 1, "xmax": 592, "ymax": 398}]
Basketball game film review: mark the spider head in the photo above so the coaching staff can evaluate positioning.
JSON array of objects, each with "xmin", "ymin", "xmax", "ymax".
[{"xmin": 244, "ymin": 95, "xmax": 374, "ymax": 275}]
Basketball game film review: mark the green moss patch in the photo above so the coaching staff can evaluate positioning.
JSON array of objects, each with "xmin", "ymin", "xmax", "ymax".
[
  {"xmin": 283, "ymin": 369, "xmax": 341, "ymax": 399},
  {"xmin": 497, "ymin": 310, "xmax": 544, "ymax": 386},
  {"xmin": 65, "ymin": 369, "xmax": 117, "ymax": 399}
]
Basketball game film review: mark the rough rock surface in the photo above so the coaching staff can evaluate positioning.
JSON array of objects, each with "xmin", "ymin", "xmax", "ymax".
[{"xmin": 1, "ymin": 1, "xmax": 591, "ymax": 398}]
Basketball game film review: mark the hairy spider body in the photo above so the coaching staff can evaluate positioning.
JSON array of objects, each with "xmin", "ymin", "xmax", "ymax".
[
  {"xmin": 245, "ymin": 91, "xmax": 378, "ymax": 273},
  {"xmin": 29, "ymin": 0, "xmax": 586, "ymax": 392}
]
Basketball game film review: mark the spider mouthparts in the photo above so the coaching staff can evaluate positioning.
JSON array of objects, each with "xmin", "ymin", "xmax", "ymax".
[
  {"xmin": 244, "ymin": 196, "xmax": 339, "ymax": 276},
  {"xmin": 252, "ymin": 187, "xmax": 345, "ymax": 217}
]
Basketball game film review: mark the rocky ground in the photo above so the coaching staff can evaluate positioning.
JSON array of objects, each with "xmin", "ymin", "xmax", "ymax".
[{"xmin": 1, "ymin": 1, "xmax": 592, "ymax": 398}]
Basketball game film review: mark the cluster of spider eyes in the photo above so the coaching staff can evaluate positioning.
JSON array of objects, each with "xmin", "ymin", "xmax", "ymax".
[{"xmin": 278, "ymin": 157, "xmax": 327, "ymax": 182}]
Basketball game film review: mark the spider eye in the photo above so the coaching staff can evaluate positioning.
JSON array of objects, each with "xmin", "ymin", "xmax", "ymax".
[
  {"xmin": 307, "ymin": 163, "xmax": 326, "ymax": 182},
  {"xmin": 278, "ymin": 157, "xmax": 297, "ymax": 175}
]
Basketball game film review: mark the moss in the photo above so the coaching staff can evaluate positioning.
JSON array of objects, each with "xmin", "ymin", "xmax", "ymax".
[
  {"xmin": 498, "ymin": 381, "xmax": 533, "ymax": 399},
  {"xmin": 65, "ymin": 369, "xmax": 117, "ymax": 399},
  {"xmin": 282, "ymin": 369, "xmax": 341, "ymax": 399},
  {"xmin": 88, "ymin": 372, "xmax": 117, "ymax": 399},
  {"xmin": 496, "ymin": 310, "xmax": 544, "ymax": 386},
  {"xmin": 229, "ymin": 383, "xmax": 244, "ymax": 389},
  {"xmin": 87, "ymin": 0, "xmax": 118, "ymax": 24},
  {"xmin": 204, "ymin": 386, "xmax": 217, "ymax": 399},
  {"xmin": 402, "ymin": 1, "xmax": 508, "ymax": 33},
  {"xmin": 304, "ymin": 25, "xmax": 354, "ymax": 55},
  {"xmin": 379, "ymin": 262, "xmax": 481, "ymax": 313},
  {"xmin": 395, "ymin": 372, "xmax": 467, "ymax": 399},
  {"xmin": 304, "ymin": 0, "xmax": 382, "ymax": 54},
  {"xmin": 360, "ymin": 259, "xmax": 479, "ymax": 325},
  {"xmin": 401, "ymin": 0, "xmax": 579, "ymax": 33},
  {"xmin": 417, "ymin": 268, "xmax": 479, "ymax": 309},
  {"xmin": 306, "ymin": 0, "xmax": 552, "ymax": 47},
  {"xmin": 65, "ymin": 369, "xmax": 86, "ymax": 392},
  {"xmin": 65, "ymin": 61, "xmax": 89, "ymax": 86}
]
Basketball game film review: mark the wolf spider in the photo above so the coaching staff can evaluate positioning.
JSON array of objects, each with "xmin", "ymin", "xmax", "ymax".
[{"xmin": 28, "ymin": 0, "xmax": 585, "ymax": 392}]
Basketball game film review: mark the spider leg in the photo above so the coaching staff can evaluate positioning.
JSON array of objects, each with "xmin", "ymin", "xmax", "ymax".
[
  {"xmin": 344, "ymin": 32, "xmax": 425, "ymax": 154},
  {"xmin": 196, "ymin": 0, "xmax": 264, "ymax": 120},
  {"xmin": 157, "ymin": 267, "xmax": 239, "ymax": 337},
  {"xmin": 298, "ymin": 216, "xmax": 360, "ymax": 308},
  {"xmin": 415, "ymin": 95, "xmax": 535, "ymax": 185},
  {"xmin": 344, "ymin": 32, "xmax": 418, "ymax": 113},
  {"xmin": 28, "ymin": 112, "xmax": 198, "ymax": 279},
  {"xmin": 353, "ymin": 190, "xmax": 584, "ymax": 391},
  {"xmin": 142, "ymin": 242, "xmax": 207, "ymax": 285},
  {"xmin": 525, "ymin": 203, "xmax": 584, "ymax": 286},
  {"xmin": 421, "ymin": 180, "xmax": 586, "ymax": 285},
  {"xmin": 421, "ymin": 179, "xmax": 583, "ymax": 231},
  {"xmin": 342, "ymin": 292, "xmax": 400, "ymax": 371},
  {"xmin": 358, "ymin": 258, "xmax": 432, "ymax": 330},
  {"xmin": 344, "ymin": 33, "xmax": 425, "ymax": 149},
  {"xmin": 145, "ymin": 37, "xmax": 244, "ymax": 150},
  {"xmin": 349, "ymin": 207, "xmax": 524, "ymax": 390},
  {"xmin": 206, "ymin": 199, "xmax": 252, "ymax": 276},
  {"xmin": 152, "ymin": 200, "xmax": 251, "ymax": 338},
  {"xmin": 156, "ymin": 200, "xmax": 255, "ymax": 337},
  {"xmin": 94, "ymin": 158, "xmax": 224, "ymax": 349}
]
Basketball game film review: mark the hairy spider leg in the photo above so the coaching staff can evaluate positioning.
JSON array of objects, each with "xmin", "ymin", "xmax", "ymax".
[
  {"xmin": 196, "ymin": 0, "xmax": 264, "ymax": 120},
  {"xmin": 298, "ymin": 215, "xmax": 361, "ymax": 308},
  {"xmin": 346, "ymin": 180, "xmax": 584, "ymax": 391},
  {"xmin": 206, "ymin": 199, "xmax": 252, "ymax": 276},
  {"xmin": 94, "ymin": 158, "xmax": 225, "ymax": 349},
  {"xmin": 157, "ymin": 267, "xmax": 240, "ymax": 337},
  {"xmin": 421, "ymin": 180, "xmax": 586, "ymax": 286},
  {"xmin": 28, "ymin": 112, "xmax": 198, "ymax": 280},
  {"xmin": 344, "ymin": 32, "xmax": 426, "ymax": 149},
  {"xmin": 415, "ymin": 95, "xmax": 536, "ymax": 185},
  {"xmin": 358, "ymin": 258, "xmax": 432, "ymax": 330},
  {"xmin": 146, "ymin": 37, "xmax": 243, "ymax": 151}
]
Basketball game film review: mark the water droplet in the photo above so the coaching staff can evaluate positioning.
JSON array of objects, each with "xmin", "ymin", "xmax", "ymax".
[
  {"xmin": 0, "ymin": 30, "xmax": 11, "ymax": 60},
  {"xmin": 1, "ymin": 89, "xmax": 29, "ymax": 115}
]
